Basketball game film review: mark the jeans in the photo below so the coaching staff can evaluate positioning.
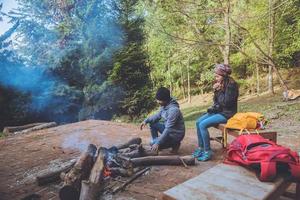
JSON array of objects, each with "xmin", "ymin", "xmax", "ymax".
[
  {"xmin": 196, "ymin": 113, "xmax": 227, "ymax": 151},
  {"xmin": 149, "ymin": 122, "xmax": 179, "ymax": 150}
]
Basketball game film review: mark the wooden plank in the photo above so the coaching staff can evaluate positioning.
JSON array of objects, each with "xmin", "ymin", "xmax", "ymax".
[
  {"xmin": 163, "ymin": 164, "xmax": 291, "ymax": 200},
  {"xmin": 213, "ymin": 124, "xmax": 277, "ymax": 148}
]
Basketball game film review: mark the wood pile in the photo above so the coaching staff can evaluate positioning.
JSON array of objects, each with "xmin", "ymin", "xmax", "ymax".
[{"xmin": 35, "ymin": 137, "xmax": 195, "ymax": 200}]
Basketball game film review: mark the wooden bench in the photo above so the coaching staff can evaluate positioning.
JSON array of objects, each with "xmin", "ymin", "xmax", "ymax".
[
  {"xmin": 211, "ymin": 124, "xmax": 277, "ymax": 148},
  {"xmin": 162, "ymin": 163, "xmax": 300, "ymax": 200}
]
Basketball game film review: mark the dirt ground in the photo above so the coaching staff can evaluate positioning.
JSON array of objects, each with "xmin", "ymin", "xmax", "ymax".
[{"xmin": 0, "ymin": 117, "xmax": 299, "ymax": 200}]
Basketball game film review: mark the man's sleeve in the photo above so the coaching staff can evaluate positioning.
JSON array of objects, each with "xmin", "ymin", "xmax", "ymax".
[
  {"xmin": 144, "ymin": 109, "xmax": 162, "ymax": 124},
  {"xmin": 155, "ymin": 107, "xmax": 179, "ymax": 145}
]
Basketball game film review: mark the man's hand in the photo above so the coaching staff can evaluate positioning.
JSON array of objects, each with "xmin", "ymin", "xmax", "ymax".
[
  {"xmin": 151, "ymin": 143, "xmax": 159, "ymax": 152},
  {"xmin": 140, "ymin": 121, "xmax": 146, "ymax": 130}
]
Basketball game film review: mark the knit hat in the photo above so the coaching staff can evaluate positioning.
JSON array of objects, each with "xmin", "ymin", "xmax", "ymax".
[
  {"xmin": 156, "ymin": 87, "xmax": 171, "ymax": 102},
  {"xmin": 214, "ymin": 64, "xmax": 232, "ymax": 77}
]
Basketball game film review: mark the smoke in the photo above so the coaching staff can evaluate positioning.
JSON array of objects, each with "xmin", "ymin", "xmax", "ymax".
[
  {"xmin": 61, "ymin": 130, "xmax": 90, "ymax": 152},
  {"xmin": 0, "ymin": 0, "xmax": 125, "ymax": 123},
  {"xmin": 0, "ymin": 63, "xmax": 57, "ymax": 110}
]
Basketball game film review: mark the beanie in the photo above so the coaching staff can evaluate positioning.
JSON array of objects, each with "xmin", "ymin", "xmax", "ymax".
[
  {"xmin": 214, "ymin": 64, "xmax": 232, "ymax": 77},
  {"xmin": 155, "ymin": 87, "xmax": 171, "ymax": 102}
]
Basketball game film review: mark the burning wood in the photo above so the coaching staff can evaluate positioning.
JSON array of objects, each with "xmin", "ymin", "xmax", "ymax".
[
  {"xmin": 38, "ymin": 137, "xmax": 196, "ymax": 199},
  {"xmin": 79, "ymin": 147, "xmax": 107, "ymax": 200},
  {"xmin": 59, "ymin": 144, "xmax": 97, "ymax": 200}
]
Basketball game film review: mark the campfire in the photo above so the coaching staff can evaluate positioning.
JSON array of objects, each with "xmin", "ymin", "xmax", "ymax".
[{"xmin": 35, "ymin": 137, "xmax": 195, "ymax": 200}]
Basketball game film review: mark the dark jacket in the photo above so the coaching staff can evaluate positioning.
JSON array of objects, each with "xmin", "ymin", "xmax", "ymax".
[
  {"xmin": 144, "ymin": 98, "xmax": 185, "ymax": 145},
  {"xmin": 210, "ymin": 78, "xmax": 239, "ymax": 119}
]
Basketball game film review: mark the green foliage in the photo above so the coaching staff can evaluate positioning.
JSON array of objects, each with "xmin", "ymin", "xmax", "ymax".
[
  {"xmin": 110, "ymin": 0, "xmax": 155, "ymax": 118},
  {"xmin": 142, "ymin": 0, "xmax": 300, "ymax": 97}
]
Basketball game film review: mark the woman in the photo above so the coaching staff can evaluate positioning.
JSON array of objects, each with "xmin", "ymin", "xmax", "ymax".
[{"xmin": 193, "ymin": 64, "xmax": 239, "ymax": 161}]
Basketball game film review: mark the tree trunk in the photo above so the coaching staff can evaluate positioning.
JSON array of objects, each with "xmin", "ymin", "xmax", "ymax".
[
  {"xmin": 131, "ymin": 155, "xmax": 195, "ymax": 167},
  {"xmin": 187, "ymin": 61, "xmax": 191, "ymax": 103},
  {"xmin": 268, "ymin": 0, "xmax": 275, "ymax": 94},
  {"xmin": 256, "ymin": 62, "xmax": 260, "ymax": 95},
  {"xmin": 180, "ymin": 65, "xmax": 186, "ymax": 100},
  {"xmin": 168, "ymin": 56, "xmax": 172, "ymax": 95},
  {"xmin": 79, "ymin": 147, "xmax": 107, "ymax": 200},
  {"xmin": 59, "ymin": 144, "xmax": 97, "ymax": 200},
  {"xmin": 255, "ymin": 49, "xmax": 260, "ymax": 95},
  {"xmin": 224, "ymin": 0, "xmax": 231, "ymax": 65}
]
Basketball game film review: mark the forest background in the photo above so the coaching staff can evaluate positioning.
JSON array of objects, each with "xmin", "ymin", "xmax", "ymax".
[{"xmin": 1, "ymin": 0, "xmax": 300, "ymax": 130}]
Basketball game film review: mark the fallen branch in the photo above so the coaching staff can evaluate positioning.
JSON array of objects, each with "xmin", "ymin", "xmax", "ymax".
[
  {"xmin": 131, "ymin": 156, "xmax": 195, "ymax": 167},
  {"xmin": 36, "ymin": 159, "xmax": 76, "ymax": 186},
  {"xmin": 59, "ymin": 144, "xmax": 97, "ymax": 200},
  {"xmin": 112, "ymin": 167, "xmax": 151, "ymax": 194},
  {"xmin": 14, "ymin": 122, "xmax": 57, "ymax": 135}
]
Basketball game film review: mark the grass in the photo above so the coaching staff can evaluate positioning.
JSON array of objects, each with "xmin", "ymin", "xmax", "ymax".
[
  {"xmin": 181, "ymin": 93, "xmax": 300, "ymax": 129},
  {"xmin": 0, "ymin": 132, "xmax": 5, "ymax": 139},
  {"xmin": 181, "ymin": 105, "xmax": 208, "ymax": 128}
]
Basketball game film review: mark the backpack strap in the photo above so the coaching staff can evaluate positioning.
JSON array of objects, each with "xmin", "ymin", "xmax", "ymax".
[{"xmin": 260, "ymin": 161, "xmax": 276, "ymax": 181}]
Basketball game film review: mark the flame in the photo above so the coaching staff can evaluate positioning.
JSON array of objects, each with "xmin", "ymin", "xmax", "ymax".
[{"xmin": 103, "ymin": 167, "xmax": 111, "ymax": 177}]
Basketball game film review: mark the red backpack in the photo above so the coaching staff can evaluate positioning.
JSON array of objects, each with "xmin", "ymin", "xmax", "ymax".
[{"xmin": 225, "ymin": 134, "xmax": 300, "ymax": 182}]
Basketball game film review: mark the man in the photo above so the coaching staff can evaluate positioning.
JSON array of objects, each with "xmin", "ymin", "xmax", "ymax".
[{"xmin": 140, "ymin": 87, "xmax": 185, "ymax": 153}]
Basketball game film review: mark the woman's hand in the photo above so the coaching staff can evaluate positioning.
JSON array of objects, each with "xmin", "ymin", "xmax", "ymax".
[{"xmin": 213, "ymin": 82, "xmax": 222, "ymax": 91}]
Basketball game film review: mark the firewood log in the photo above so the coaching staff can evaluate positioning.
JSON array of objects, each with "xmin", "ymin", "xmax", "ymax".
[
  {"xmin": 36, "ymin": 159, "xmax": 76, "ymax": 186},
  {"xmin": 109, "ymin": 167, "xmax": 133, "ymax": 177},
  {"xmin": 59, "ymin": 144, "xmax": 97, "ymax": 200},
  {"xmin": 130, "ymin": 155, "xmax": 195, "ymax": 167},
  {"xmin": 120, "ymin": 148, "xmax": 158, "ymax": 158},
  {"xmin": 3, "ymin": 122, "xmax": 46, "ymax": 135},
  {"xmin": 14, "ymin": 122, "xmax": 57, "ymax": 135},
  {"xmin": 79, "ymin": 147, "xmax": 107, "ymax": 200},
  {"xmin": 116, "ymin": 137, "xmax": 142, "ymax": 150}
]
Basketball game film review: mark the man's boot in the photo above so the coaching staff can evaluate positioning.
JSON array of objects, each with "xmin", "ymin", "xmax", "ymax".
[{"xmin": 170, "ymin": 142, "xmax": 181, "ymax": 154}]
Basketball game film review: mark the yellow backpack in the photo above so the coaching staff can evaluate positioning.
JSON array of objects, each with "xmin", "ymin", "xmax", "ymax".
[{"xmin": 225, "ymin": 112, "xmax": 265, "ymax": 134}]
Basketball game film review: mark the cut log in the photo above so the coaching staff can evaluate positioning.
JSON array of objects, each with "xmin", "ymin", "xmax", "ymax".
[
  {"xmin": 14, "ymin": 122, "xmax": 57, "ymax": 135},
  {"xmin": 79, "ymin": 147, "xmax": 107, "ymax": 200},
  {"xmin": 59, "ymin": 144, "xmax": 97, "ymax": 200},
  {"xmin": 36, "ymin": 159, "xmax": 76, "ymax": 186},
  {"xmin": 131, "ymin": 155, "xmax": 195, "ymax": 167},
  {"xmin": 3, "ymin": 122, "xmax": 46, "ymax": 135},
  {"xmin": 116, "ymin": 137, "xmax": 142, "ymax": 150}
]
